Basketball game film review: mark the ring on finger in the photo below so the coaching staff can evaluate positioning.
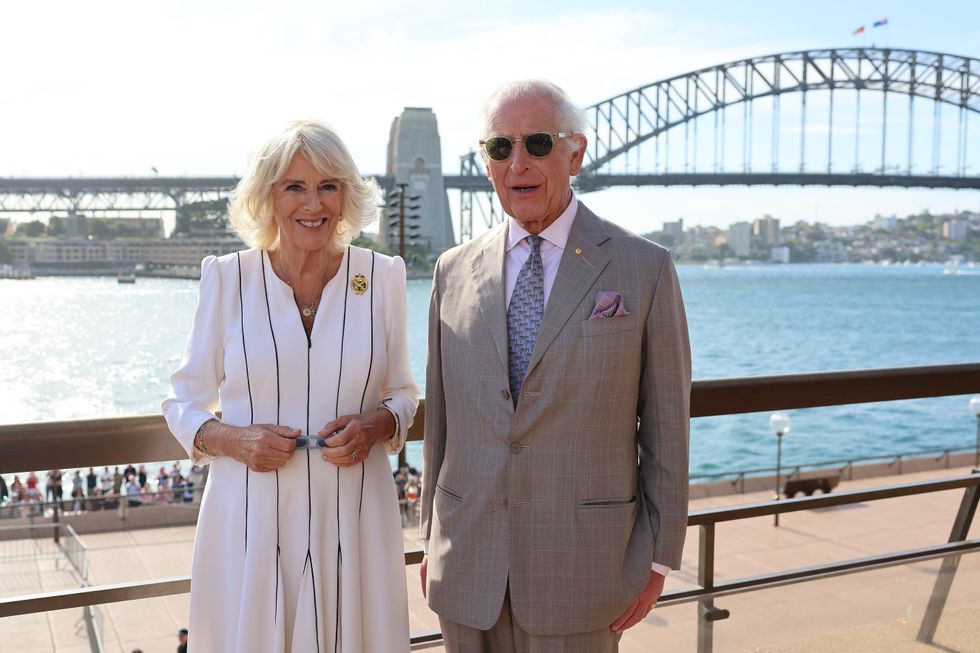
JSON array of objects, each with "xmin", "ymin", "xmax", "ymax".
[{"xmin": 351, "ymin": 449, "xmax": 359, "ymax": 462}]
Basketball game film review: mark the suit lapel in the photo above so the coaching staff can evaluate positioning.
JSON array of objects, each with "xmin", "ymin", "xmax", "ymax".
[
  {"xmin": 470, "ymin": 224, "xmax": 510, "ymax": 371},
  {"xmin": 525, "ymin": 204, "xmax": 610, "ymax": 377}
]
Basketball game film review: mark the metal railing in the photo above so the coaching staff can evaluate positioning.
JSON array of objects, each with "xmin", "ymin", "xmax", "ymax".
[
  {"xmin": 690, "ymin": 445, "xmax": 978, "ymax": 492},
  {"xmin": 0, "ymin": 362, "xmax": 978, "ymax": 651}
]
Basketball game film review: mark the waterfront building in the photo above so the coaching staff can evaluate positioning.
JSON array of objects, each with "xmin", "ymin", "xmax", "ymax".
[
  {"xmin": 753, "ymin": 215, "xmax": 781, "ymax": 245},
  {"xmin": 3, "ymin": 236, "xmax": 244, "ymax": 275},
  {"xmin": 944, "ymin": 218, "xmax": 969, "ymax": 240},
  {"xmin": 663, "ymin": 218, "xmax": 684, "ymax": 244},
  {"xmin": 727, "ymin": 221, "xmax": 752, "ymax": 257}
]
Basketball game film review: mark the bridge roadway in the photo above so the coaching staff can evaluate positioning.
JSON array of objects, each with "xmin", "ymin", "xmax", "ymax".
[{"xmin": 2, "ymin": 171, "xmax": 979, "ymax": 197}]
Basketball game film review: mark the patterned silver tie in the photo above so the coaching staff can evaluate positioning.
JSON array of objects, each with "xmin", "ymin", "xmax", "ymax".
[{"xmin": 507, "ymin": 235, "xmax": 544, "ymax": 405}]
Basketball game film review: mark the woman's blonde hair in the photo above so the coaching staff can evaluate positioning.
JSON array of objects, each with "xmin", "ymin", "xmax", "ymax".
[{"xmin": 229, "ymin": 120, "xmax": 379, "ymax": 252}]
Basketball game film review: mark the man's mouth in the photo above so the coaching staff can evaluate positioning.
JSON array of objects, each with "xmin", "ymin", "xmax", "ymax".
[
  {"xmin": 512, "ymin": 185, "xmax": 539, "ymax": 194},
  {"xmin": 297, "ymin": 218, "xmax": 326, "ymax": 228}
]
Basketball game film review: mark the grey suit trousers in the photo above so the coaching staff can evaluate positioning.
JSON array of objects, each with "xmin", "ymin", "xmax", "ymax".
[{"xmin": 440, "ymin": 589, "xmax": 620, "ymax": 653}]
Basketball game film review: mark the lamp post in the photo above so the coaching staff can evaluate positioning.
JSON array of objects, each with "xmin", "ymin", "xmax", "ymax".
[
  {"xmin": 769, "ymin": 412, "xmax": 792, "ymax": 527},
  {"xmin": 970, "ymin": 396, "xmax": 980, "ymax": 468}
]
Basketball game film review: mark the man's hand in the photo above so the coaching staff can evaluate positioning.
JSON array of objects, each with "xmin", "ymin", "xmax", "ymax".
[
  {"xmin": 610, "ymin": 570, "xmax": 665, "ymax": 632},
  {"xmin": 420, "ymin": 554, "xmax": 428, "ymax": 598}
]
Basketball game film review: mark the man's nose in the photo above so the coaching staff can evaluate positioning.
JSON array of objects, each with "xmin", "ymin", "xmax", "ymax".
[{"xmin": 509, "ymin": 141, "xmax": 532, "ymax": 172}]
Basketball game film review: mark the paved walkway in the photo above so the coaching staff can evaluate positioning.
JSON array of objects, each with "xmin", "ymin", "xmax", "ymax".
[{"xmin": 1, "ymin": 466, "xmax": 977, "ymax": 652}]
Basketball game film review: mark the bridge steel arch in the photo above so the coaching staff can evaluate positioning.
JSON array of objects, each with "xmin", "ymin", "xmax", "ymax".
[{"xmin": 581, "ymin": 48, "xmax": 980, "ymax": 178}]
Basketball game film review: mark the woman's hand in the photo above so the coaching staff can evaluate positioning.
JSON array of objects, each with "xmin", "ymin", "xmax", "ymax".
[
  {"xmin": 209, "ymin": 423, "xmax": 300, "ymax": 473},
  {"xmin": 319, "ymin": 409, "xmax": 396, "ymax": 467}
]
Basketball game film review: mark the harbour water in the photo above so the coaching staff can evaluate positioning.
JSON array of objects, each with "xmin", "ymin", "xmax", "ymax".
[{"xmin": 1, "ymin": 262, "xmax": 978, "ymax": 477}]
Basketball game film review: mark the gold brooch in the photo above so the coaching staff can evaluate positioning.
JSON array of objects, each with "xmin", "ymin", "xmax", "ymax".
[{"xmin": 351, "ymin": 273, "xmax": 368, "ymax": 296}]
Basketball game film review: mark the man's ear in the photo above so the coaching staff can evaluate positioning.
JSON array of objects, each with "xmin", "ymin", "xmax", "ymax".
[{"xmin": 568, "ymin": 134, "xmax": 588, "ymax": 176}]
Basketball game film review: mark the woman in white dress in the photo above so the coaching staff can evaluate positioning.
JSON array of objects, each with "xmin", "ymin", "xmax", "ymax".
[{"xmin": 163, "ymin": 120, "xmax": 418, "ymax": 652}]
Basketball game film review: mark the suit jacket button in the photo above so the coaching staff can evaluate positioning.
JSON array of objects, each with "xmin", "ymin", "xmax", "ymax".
[
  {"xmin": 510, "ymin": 443, "xmax": 521, "ymax": 453},
  {"xmin": 501, "ymin": 389, "xmax": 511, "ymax": 400}
]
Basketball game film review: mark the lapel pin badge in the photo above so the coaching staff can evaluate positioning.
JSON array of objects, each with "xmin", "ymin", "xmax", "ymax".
[
  {"xmin": 575, "ymin": 247, "xmax": 583, "ymax": 255},
  {"xmin": 351, "ymin": 273, "xmax": 368, "ymax": 296}
]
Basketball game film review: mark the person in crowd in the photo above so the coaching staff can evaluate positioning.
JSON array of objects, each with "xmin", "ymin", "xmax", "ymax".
[
  {"xmin": 25, "ymin": 472, "xmax": 40, "ymax": 501},
  {"xmin": 421, "ymin": 80, "xmax": 691, "ymax": 652},
  {"xmin": 100, "ymin": 466, "xmax": 113, "ymax": 495},
  {"xmin": 163, "ymin": 120, "xmax": 418, "ymax": 652},
  {"xmin": 156, "ymin": 475, "xmax": 172, "ymax": 504},
  {"xmin": 70, "ymin": 470, "xmax": 84, "ymax": 512},
  {"xmin": 137, "ymin": 464, "xmax": 148, "ymax": 488},
  {"xmin": 112, "ymin": 467, "xmax": 124, "ymax": 495},
  {"xmin": 125, "ymin": 474, "xmax": 142, "ymax": 508},
  {"xmin": 177, "ymin": 628, "xmax": 188, "ymax": 653},
  {"xmin": 45, "ymin": 469, "xmax": 57, "ymax": 503},
  {"xmin": 188, "ymin": 464, "xmax": 206, "ymax": 503},
  {"xmin": 86, "ymin": 467, "xmax": 98, "ymax": 495},
  {"xmin": 10, "ymin": 476, "xmax": 25, "ymax": 501},
  {"xmin": 0, "ymin": 474, "xmax": 8, "ymax": 504}
]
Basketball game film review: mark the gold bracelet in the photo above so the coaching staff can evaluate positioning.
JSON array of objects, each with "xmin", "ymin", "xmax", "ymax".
[
  {"xmin": 194, "ymin": 419, "xmax": 218, "ymax": 459},
  {"xmin": 378, "ymin": 402, "xmax": 400, "ymax": 443}
]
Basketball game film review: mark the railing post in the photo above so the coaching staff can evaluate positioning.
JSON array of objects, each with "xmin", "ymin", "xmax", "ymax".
[
  {"xmin": 52, "ymin": 501, "xmax": 60, "ymax": 545},
  {"xmin": 916, "ymin": 469, "xmax": 980, "ymax": 643},
  {"xmin": 697, "ymin": 523, "xmax": 716, "ymax": 653}
]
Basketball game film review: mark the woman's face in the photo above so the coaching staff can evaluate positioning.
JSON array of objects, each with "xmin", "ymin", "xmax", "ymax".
[{"xmin": 271, "ymin": 152, "xmax": 344, "ymax": 256}]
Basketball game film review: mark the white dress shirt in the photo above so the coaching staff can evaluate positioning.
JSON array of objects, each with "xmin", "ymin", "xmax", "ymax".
[{"xmin": 504, "ymin": 194, "xmax": 578, "ymax": 309}]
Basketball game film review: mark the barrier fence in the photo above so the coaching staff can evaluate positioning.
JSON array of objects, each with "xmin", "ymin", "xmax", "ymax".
[{"xmin": 1, "ymin": 362, "xmax": 979, "ymax": 651}]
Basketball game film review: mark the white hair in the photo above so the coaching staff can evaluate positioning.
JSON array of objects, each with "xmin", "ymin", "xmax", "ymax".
[
  {"xmin": 481, "ymin": 79, "xmax": 590, "ymax": 144},
  {"xmin": 229, "ymin": 120, "xmax": 379, "ymax": 252}
]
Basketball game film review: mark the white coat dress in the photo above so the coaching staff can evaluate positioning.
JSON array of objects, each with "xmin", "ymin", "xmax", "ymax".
[{"xmin": 163, "ymin": 246, "xmax": 418, "ymax": 652}]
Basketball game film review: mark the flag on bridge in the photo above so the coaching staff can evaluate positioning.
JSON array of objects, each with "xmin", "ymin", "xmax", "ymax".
[
  {"xmin": 873, "ymin": 17, "xmax": 888, "ymax": 27},
  {"xmin": 852, "ymin": 26, "xmax": 866, "ymax": 35}
]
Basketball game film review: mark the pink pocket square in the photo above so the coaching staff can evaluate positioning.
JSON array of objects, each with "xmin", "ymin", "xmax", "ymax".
[{"xmin": 589, "ymin": 291, "xmax": 630, "ymax": 319}]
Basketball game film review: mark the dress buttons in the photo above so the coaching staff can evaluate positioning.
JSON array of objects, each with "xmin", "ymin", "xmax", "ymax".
[{"xmin": 501, "ymin": 389, "xmax": 511, "ymax": 400}]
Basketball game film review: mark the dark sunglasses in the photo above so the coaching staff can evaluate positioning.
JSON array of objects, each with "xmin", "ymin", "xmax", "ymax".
[{"xmin": 479, "ymin": 132, "xmax": 572, "ymax": 161}]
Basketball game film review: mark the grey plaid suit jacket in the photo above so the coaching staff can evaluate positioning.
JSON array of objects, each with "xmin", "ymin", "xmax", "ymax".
[{"xmin": 421, "ymin": 202, "xmax": 691, "ymax": 636}]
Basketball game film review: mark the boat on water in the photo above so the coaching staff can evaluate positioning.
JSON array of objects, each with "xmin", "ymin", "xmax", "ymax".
[{"xmin": 117, "ymin": 271, "xmax": 136, "ymax": 284}]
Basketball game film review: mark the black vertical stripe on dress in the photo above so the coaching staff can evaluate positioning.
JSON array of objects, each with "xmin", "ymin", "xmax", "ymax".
[
  {"xmin": 332, "ymin": 248, "xmax": 352, "ymax": 653},
  {"xmin": 237, "ymin": 252, "xmax": 252, "ymax": 557},
  {"xmin": 355, "ymin": 251, "xmax": 377, "ymax": 518},
  {"xmin": 260, "ymin": 251, "xmax": 283, "ymax": 623}
]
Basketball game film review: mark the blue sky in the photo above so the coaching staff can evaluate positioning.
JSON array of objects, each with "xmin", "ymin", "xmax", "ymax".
[{"xmin": 1, "ymin": 0, "xmax": 978, "ymax": 233}]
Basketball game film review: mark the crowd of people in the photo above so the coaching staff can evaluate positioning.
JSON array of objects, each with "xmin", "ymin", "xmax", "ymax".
[{"xmin": 0, "ymin": 463, "xmax": 208, "ymax": 517}]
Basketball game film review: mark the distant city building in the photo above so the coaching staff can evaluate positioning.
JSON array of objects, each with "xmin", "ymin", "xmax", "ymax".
[
  {"xmin": 662, "ymin": 218, "xmax": 684, "ymax": 244},
  {"xmin": 943, "ymin": 218, "xmax": 969, "ymax": 240},
  {"xmin": 4, "ymin": 237, "xmax": 244, "ymax": 274},
  {"xmin": 770, "ymin": 245, "xmax": 791, "ymax": 263},
  {"xmin": 752, "ymin": 215, "xmax": 780, "ymax": 245},
  {"xmin": 727, "ymin": 221, "xmax": 752, "ymax": 257},
  {"xmin": 872, "ymin": 215, "xmax": 898, "ymax": 231}
]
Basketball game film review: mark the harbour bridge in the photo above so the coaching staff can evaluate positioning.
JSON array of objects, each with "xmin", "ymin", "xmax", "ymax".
[{"xmin": 2, "ymin": 47, "xmax": 978, "ymax": 245}]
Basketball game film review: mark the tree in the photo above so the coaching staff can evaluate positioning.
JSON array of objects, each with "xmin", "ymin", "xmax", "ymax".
[
  {"xmin": 89, "ymin": 219, "xmax": 113, "ymax": 239},
  {"xmin": 173, "ymin": 199, "xmax": 230, "ymax": 236},
  {"xmin": 48, "ymin": 216, "xmax": 66, "ymax": 236},
  {"xmin": 641, "ymin": 230, "xmax": 674, "ymax": 246},
  {"xmin": 351, "ymin": 234, "xmax": 392, "ymax": 255},
  {"xmin": 16, "ymin": 220, "xmax": 45, "ymax": 237}
]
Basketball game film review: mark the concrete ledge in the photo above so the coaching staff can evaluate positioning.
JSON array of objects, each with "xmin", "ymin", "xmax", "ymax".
[{"xmin": 690, "ymin": 452, "xmax": 977, "ymax": 499}]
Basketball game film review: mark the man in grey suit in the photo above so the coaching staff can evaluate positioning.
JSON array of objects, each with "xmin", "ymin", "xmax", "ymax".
[{"xmin": 421, "ymin": 79, "xmax": 691, "ymax": 652}]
